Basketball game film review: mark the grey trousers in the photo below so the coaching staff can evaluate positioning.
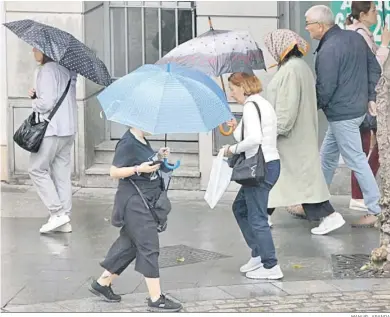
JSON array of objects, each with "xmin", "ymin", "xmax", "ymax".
[{"xmin": 28, "ymin": 135, "xmax": 75, "ymax": 216}]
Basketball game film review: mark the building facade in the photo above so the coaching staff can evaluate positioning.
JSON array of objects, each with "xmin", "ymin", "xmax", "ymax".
[{"xmin": 1, "ymin": 1, "xmax": 351, "ymax": 193}]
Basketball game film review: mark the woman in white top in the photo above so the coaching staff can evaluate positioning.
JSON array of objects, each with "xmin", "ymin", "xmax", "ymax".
[
  {"xmin": 223, "ymin": 72, "xmax": 283, "ymax": 280},
  {"xmin": 27, "ymin": 48, "xmax": 77, "ymax": 234}
]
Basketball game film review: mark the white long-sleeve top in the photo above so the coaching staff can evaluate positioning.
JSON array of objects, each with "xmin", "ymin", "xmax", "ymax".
[
  {"xmin": 33, "ymin": 62, "xmax": 78, "ymax": 137},
  {"xmin": 229, "ymin": 94, "xmax": 279, "ymax": 162}
]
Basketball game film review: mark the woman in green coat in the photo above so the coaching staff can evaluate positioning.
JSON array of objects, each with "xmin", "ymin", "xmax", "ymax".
[{"xmin": 264, "ymin": 29, "xmax": 345, "ymax": 235}]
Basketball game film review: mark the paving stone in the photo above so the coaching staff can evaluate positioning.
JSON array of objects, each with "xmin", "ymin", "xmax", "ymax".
[
  {"xmin": 326, "ymin": 305, "xmax": 361, "ymax": 312},
  {"xmin": 129, "ymin": 307, "xmax": 149, "ymax": 312},
  {"xmin": 219, "ymin": 283, "xmax": 286, "ymax": 299},
  {"xmin": 342, "ymin": 295, "xmax": 369, "ymax": 300},
  {"xmin": 281, "ymin": 298, "xmax": 307, "ymax": 304},
  {"xmin": 194, "ymin": 300, "xmax": 227, "ymax": 306},
  {"xmin": 57, "ymin": 298, "xmax": 128, "ymax": 313},
  {"xmin": 373, "ymin": 290, "xmax": 390, "ymax": 295},
  {"xmin": 216, "ymin": 303, "xmax": 248, "ymax": 309},
  {"xmin": 270, "ymin": 304, "xmax": 298, "ymax": 310},
  {"xmin": 295, "ymin": 307, "xmax": 327, "ymax": 312},
  {"xmin": 249, "ymin": 301, "xmax": 279, "ymax": 307},
  {"xmin": 225, "ymin": 298, "xmax": 257, "ymax": 303},
  {"xmin": 254, "ymin": 296, "xmax": 284, "ymax": 301},
  {"xmin": 328, "ymin": 279, "xmax": 390, "ymax": 292},
  {"xmin": 284, "ymin": 295, "xmax": 310, "ymax": 299},
  {"xmin": 373, "ymin": 295, "xmax": 390, "ymax": 299},
  {"xmin": 168, "ymin": 287, "xmax": 234, "ymax": 303},
  {"xmin": 303, "ymin": 302, "xmax": 328, "ymax": 308},
  {"xmin": 355, "ymin": 307, "xmax": 385, "ymax": 312},
  {"xmin": 318, "ymin": 297, "xmax": 340, "ymax": 302},
  {"xmin": 209, "ymin": 309, "xmax": 238, "ymax": 312},
  {"xmin": 330, "ymin": 301, "xmax": 360, "ymax": 306},
  {"xmin": 272, "ymin": 309, "xmax": 294, "ymax": 312},
  {"xmin": 5, "ymin": 303, "xmax": 70, "ymax": 313},
  {"xmin": 312, "ymin": 292, "xmax": 343, "ymax": 298},
  {"xmin": 272, "ymin": 280, "xmax": 336, "ymax": 295},
  {"xmin": 186, "ymin": 305, "xmax": 216, "ymax": 312},
  {"xmin": 363, "ymin": 300, "xmax": 390, "ymax": 305},
  {"xmin": 246, "ymin": 307, "xmax": 268, "ymax": 312}
]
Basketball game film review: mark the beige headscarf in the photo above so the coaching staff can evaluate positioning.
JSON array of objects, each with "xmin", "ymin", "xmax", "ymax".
[{"xmin": 264, "ymin": 29, "xmax": 309, "ymax": 67}]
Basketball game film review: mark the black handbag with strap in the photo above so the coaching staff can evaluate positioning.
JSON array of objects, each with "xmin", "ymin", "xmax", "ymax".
[
  {"xmin": 129, "ymin": 179, "xmax": 172, "ymax": 233},
  {"xmin": 13, "ymin": 79, "xmax": 71, "ymax": 153},
  {"xmin": 228, "ymin": 101, "xmax": 266, "ymax": 186}
]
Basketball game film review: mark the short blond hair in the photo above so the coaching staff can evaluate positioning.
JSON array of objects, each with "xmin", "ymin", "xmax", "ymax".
[{"xmin": 228, "ymin": 72, "xmax": 262, "ymax": 96}]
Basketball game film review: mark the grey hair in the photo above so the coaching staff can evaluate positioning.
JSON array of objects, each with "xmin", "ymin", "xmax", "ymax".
[{"xmin": 305, "ymin": 5, "xmax": 335, "ymax": 25}]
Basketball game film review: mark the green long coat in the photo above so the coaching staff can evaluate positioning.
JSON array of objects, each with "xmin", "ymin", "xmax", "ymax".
[{"xmin": 266, "ymin": 57, "xmax": 330, "ymax": 208}]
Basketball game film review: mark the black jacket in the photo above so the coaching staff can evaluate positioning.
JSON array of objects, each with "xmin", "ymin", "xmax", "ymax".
[{"xmin": 315, "ymin": 25, "xmax": 381, "ymax": 122}]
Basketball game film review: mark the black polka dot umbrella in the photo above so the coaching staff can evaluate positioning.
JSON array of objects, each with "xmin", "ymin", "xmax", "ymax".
[
  {"xmin": 156, "ymin": 17, "xmax": 266, "ymax": 136},
  {"xmin": 156, "ymin": 17, "xmax": 266, "ymax": 77},
  {"xmin": 3, "ymin": 19, "xmax": 112, "ymax": 86}
]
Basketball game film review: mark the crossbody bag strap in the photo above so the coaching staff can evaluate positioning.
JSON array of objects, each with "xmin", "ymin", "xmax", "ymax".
[
  {"xmin": 47, "ymin": 79, "xmax": 71, "ymax": 121},
  {"xmin": 251, "ymin": 101, "xmax": 264, "ymax": 157},
  {"xmin": 129, "ymin": 179, "xmax": 161, "ymax": 224},
  {"xmin": 251, "ymin": 101, "xmax": 263, "ymax": 132},
  {"xmin": 241, "ymin": 101, "xmax": 263, "ymax": 138}
]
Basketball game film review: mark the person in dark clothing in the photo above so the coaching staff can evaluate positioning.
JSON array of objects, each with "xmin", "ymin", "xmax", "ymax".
[
  {"xmin": 305, "ymin": 5, "xmax": 382, "ymax": 228},
  {"xmin": 88, "ymin": 127, "xmax": 182, "ymax": 312}
]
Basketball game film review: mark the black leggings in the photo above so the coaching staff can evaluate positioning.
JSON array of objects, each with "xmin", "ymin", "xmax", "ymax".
[{"xmin": 267, "ymin": 201, "xmax": 335, "ymax": 220}]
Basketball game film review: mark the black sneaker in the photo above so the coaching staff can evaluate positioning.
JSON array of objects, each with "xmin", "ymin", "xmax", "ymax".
[
  {"xmin": 89, "ymin": 280, "xmax": 121, "ymax": 302},
  {"xmin": 148, "ymin": 294, "xmax": 182, "ymax": 312}
]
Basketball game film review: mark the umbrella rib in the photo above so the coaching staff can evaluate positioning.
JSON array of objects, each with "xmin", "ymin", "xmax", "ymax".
[{"xmin": 176, "ymin": 77, "xmax": 214, "ymax": 130}]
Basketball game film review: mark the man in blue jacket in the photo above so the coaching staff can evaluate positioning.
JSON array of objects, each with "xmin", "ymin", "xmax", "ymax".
[{"xmin": 305, "ymin": 5, "xmax": 382, "ymax": 228}]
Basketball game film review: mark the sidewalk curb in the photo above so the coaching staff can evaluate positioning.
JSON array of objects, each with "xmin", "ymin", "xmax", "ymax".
[{"xmin": 4, "ymin": 278, "xmax": 390, "ymax": 313}]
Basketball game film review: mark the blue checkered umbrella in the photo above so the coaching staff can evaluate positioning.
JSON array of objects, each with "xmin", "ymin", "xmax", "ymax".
[
  {"xmin": 4, "ymin": 19, "xmax": 112, "ymax": 86},
  {"xmin": 97, "ymin": 63, "xmax": 232, "ymax": 135},
  {"xmin": 98, "ymin": 63, "xmax": 233, "ymax": 170}
]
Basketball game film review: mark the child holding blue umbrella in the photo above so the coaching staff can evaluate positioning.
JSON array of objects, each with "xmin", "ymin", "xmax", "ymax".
[{"xmin": 89, "ymin": 126, "xmax": 182, "ymax": 312}]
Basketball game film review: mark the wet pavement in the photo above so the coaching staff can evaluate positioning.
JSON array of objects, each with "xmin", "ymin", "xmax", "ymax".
[{"xmin": 0, "ymin": 184, "xmax": 384, "ymax": 310}]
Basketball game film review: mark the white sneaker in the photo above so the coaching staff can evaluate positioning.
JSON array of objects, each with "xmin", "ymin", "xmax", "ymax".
[
  {"xmin": 240, "ymin": 256, "xmax": 263, "ymax": 273},
  {"xmin": 246, "ymin": 264, "xmax": 283, "ymax": 280},
  {"xmin": 268, "ymin": 215, "xmax": 273, "ymax": 228},
  {"xmin": 40, "ymin": 215, "xmax": 70, "ymax": 234},
  {"xmin": 311, "ymin": 212, "xmax": 345, "ymax": 235},
  {"xmin": 349, "ymin": 199, "xmax": 368, "ymax": 212},
  {"xmin": 53, "ymin": 223, "xmax": 72, "ymax": 233}
]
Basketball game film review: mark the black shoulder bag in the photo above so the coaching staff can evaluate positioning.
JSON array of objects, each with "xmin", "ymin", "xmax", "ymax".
[
  {"xmin": 129, "ymin": 179, "xmax": 172, "ymax": 233},
  {"xmin": 13, "ymin": 79, "xmax": 71, "ymax": 153},
  {"xmin": 228, "ymin": 101, "xmax": 266, "ymax": 186}
]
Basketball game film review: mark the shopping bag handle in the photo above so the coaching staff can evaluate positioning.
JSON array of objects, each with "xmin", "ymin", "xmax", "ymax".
[{"xmin": 163, "ymin": 158, "xmax": 181, "ymax": 170}]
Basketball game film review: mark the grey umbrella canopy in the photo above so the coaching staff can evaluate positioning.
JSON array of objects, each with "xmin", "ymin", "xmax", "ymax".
[
  {"xmin": 4, "ymin": 19, "xmax": 112, "ymax": 86},
  {"xmin": 156, "ymin": 28, "xmax": 266, "ymax": 76}
]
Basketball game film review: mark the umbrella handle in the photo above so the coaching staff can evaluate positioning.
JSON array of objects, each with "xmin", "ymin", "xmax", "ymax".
[
  {"xmin": 163, "ymin": 158, "xmax": 181, "ymax": 170},
  {"xmin": 219, "ymin": 124, "xmax": 233, "ymax": 136}
]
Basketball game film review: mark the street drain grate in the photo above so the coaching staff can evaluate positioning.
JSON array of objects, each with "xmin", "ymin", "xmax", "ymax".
[
  {"xmin": 158, "ymin": 244, "xmax": 230, "ymax": 268},
  {"xmin": 331, "ymin": 254, "xmax": 390, "ymax": 279}
]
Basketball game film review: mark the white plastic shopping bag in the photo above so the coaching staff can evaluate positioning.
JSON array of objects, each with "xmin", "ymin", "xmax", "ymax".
[{"xmin": 204, "ymin": 148, "xmax": 233, "ymax": 209}]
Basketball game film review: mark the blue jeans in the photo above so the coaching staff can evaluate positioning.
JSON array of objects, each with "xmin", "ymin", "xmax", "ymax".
[
  {"xmin": 232, "ymin": 160, "xmax": 280, "ymax": 269},
  {"xmin": 320, "ymin": 115, "xmax": 380, "ymax": 215}
]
